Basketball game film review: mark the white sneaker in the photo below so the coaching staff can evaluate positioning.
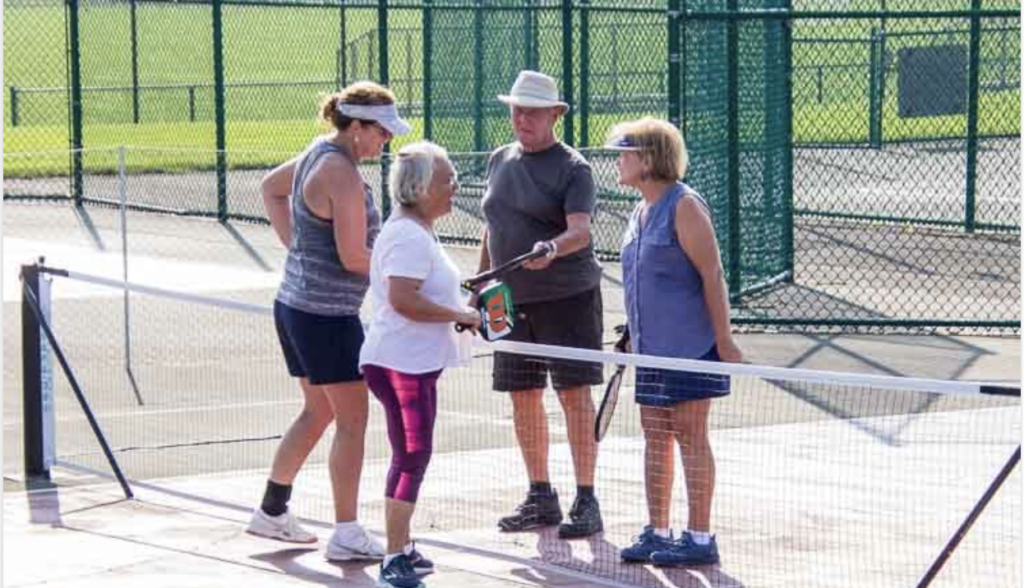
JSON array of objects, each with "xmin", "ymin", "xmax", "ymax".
[
  {"xmin": 325, "ymin": 523, "xmax": 386, "ymax": 561},
  {"xmin": 246, "ymin": 509, "xmax": 318, "ymax": 544}
]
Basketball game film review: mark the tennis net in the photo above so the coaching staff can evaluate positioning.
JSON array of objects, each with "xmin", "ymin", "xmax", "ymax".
[{"xmin": 15, "ymin": 263, "xmax": 1021, "ymax": 588}]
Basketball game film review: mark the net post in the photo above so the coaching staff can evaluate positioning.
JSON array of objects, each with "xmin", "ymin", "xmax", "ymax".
[
  {"xmin": 915, "ymin": 446, "xmax": 1021, "ymax": 588},
  {"xmin": 21, "ymin": 260, "xmax": 55, "ymax": 481}
]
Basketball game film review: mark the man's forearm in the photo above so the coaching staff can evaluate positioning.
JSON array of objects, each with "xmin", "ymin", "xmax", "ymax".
[{"xmin": 549, "ymin": 225, "xmax": 591, "ymax": 257}]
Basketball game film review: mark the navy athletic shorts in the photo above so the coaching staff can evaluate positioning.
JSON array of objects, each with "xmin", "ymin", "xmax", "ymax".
[{"xmin": 274, "ymin": 300, "xmax": 364, "ymax": 385}]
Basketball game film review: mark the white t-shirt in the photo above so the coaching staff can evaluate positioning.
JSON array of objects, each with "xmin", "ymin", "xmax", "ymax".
[{"xmin": 360, "ymin": 216, "xmax": 471, "ymax": 374}]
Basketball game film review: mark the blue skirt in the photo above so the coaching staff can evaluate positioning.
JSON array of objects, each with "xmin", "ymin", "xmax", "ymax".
[{"xmin": 634, "ymin": 345, "xmax": 730, "ymax": 407}]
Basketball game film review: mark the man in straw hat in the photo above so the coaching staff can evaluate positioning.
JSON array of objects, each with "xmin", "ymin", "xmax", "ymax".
[{"xmin": 475, "ymin": 70, "xmax": 605, "ymax": 539}]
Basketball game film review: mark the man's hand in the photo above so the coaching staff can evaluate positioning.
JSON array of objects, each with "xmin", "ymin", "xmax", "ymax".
[{"xmin": 523, "ymin": 240, "xmax": 556, "ymax": 271}]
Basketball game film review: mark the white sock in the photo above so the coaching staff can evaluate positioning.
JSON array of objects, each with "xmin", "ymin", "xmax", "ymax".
[
  {"xmin": 383, "ymin": 552, "xmax": 402, "ymax": 568},
  {"xmin": 334, "ymin": 520, "xmax": 359, "ymax": 534},
  {"xmin": 402, "ymin": 542, "xmax": 415, "ymax": 556},
  {"xmin": 687, "ymin": 530, "xmax": 711, "ymax": 545},
  {"xmin": 653, "ymin": 527, "xmax": 671, "ymax": 539}
]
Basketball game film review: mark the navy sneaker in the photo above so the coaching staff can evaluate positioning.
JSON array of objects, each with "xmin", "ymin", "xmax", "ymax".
[
  {"xmin": 498, "ymin": 489, "xmax": 563, "ymax": 532},
  {"xmin": 650, "ymin": 532, "xmax": 720, "ymax": 567},
  {"xmin": 557, "ymin": 494, "xmax": 603, "ymax": 539},
  {"xmin": 620, "ymin": 526, "xmax": 675, "ymax": 563},
  {"xmin": 407, "ymin": 542, "xmax": 434, "ymax": 576},
  {"xmin": 378, "ymin": 554, "xmax": 424, "ymax": 588}
]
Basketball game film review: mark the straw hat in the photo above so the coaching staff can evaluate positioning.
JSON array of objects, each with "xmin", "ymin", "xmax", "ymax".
[{"xmin": 497, "ymin": 70, "xmax": 569, "ymax": 112}]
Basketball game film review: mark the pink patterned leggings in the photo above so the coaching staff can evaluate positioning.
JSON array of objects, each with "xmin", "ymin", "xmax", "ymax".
[{"xmin": 362, "ymin": 365, "xmax": 441, "ymax": 504}]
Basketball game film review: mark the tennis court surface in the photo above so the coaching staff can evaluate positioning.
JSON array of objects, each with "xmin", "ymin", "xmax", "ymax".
[{"xmin": 4, "ymin": 205, "xmax": 1021, "ymax": 588}]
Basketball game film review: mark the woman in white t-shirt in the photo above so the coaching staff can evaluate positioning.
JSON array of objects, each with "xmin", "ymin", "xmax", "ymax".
[{"xmin": 360, "ymin": 141, "xmax": 481, "ymax": 588}]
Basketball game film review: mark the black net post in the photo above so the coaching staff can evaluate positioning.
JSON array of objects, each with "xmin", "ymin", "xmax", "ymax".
[{"xmin": 21, "ymin": 261, "xmax": 52, "ymax": 481}]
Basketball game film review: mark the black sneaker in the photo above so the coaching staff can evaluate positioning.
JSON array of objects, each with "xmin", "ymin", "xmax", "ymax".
[
  {"xmin": 407, "ymin": 542, "xmax": 434, "ymax": 576},
  {"xmin": 497, "ymin": 489, "xmax": 563, "ymax": 532},
  {"xmin": 557, "ymin": 494, "xmax": 603, "ymax": 539},
  {"xmin": 378, "ymin": 553, "xmax": 424, "ymax": 588}
]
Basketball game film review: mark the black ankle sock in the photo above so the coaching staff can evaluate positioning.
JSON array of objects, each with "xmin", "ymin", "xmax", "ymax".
[
  {"xmin": 576, "ymin": 485, "xmax": 595, "ymax": 499},
  {"xmin": 261, "ymin": 480, "xmax": 292, "ymax": 517},
  {"xmin": 530, "ymin": 481, "xmax": 552, "ymax": 495}
]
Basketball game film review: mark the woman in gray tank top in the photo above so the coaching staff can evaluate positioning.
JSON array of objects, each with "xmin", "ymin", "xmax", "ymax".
[
  {"xmin": 608, "ymin": 118, "xmax": 742, "ymax": 568},
  {"xmin": 245, "ymin": 82, "xmax": 411, "ymax": 565}
]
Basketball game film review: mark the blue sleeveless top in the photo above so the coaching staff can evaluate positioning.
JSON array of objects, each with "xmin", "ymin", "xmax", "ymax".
[
  {"xmin": 621, "ymin": 182, "xmax": 716, "ymax": 359},
  {"xmin": 276, "ymin": 137, "xmax": 381, "ymax": 316}
]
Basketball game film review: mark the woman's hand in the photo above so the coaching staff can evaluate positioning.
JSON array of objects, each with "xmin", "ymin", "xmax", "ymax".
[
  {"xmin": 455, "ymin": 307, "xmax": 482, "ymax": 334},
  {"xmin": 716, "ymin": 337, "xmax": 743, "ymax": 363}
]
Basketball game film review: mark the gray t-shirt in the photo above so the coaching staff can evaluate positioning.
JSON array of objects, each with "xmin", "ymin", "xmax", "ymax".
[{"xmin": 482, "ymin": 141, "xmax": 603, "ymax": 304}]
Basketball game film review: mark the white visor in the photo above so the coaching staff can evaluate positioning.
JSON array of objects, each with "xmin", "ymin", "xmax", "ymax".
[{"xmin": 337, "ymin": 103, "xmax": 412, "ymax": 136}]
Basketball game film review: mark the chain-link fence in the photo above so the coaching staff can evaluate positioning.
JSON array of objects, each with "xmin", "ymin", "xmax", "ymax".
[{"xmin": 4, "ymin": 1, "xmax": 1020, "ymax": 331}]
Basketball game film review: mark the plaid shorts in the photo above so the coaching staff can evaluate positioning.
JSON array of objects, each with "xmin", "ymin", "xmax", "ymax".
[{"xmin": 492, "ymin": 288, "xmax": 604, "ymax": 392}]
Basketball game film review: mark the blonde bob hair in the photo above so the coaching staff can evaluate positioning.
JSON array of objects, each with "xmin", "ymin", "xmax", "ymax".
[{"xmin": 606, "ymin": 117, "xmax": 689, "ymax": 182}]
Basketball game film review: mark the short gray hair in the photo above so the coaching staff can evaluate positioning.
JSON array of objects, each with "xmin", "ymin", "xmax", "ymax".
[{"xmin": 389, "ymin": 141, "xmax": 449, "ymax": 207}]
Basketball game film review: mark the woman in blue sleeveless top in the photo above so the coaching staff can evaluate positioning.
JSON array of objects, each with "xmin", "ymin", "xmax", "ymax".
[
  {"xmin": 608, "ymin": 118, "xmax": 743, "ymax": 568},
  {"xmin": 247, "ymin": 82, "xmax": 411, "ymax": 565}
]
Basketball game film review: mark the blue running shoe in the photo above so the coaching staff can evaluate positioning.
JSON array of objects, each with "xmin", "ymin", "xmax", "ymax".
[
  {"xmin": 620, "ymin": 526, "xmax": 675, "ymax": 563},
  {"xmin": 378, "ymin": 554, "xmax": 424, "ymax": 588},
  {"xmin": 650, "ymin": 532, "xmax": 720, "ymax": 567}
]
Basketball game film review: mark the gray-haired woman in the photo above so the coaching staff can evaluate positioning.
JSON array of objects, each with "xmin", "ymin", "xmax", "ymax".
[{"xmin": 360, "ymin": 141, "xmax": 481, "ymax": 588}]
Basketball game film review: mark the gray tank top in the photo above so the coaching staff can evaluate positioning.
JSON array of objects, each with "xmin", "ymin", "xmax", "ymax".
[{"xmin": 276, "ymin": 137, "xmax": 381, "ymax": 316}]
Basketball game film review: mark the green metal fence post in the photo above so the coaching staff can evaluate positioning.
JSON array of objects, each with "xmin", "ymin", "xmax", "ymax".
[
  {"xmin": 524, "ymin": 0, "xmax": 535, "ymax": 71},
  {"xmin": 10, "ymin": 87, "xmax": 19, "ymax": 127},
  {"xmin": 338, "ymin": 1, "xmax": 347, "ymax": 89},
  {"xmin": 782, "ymin": 0, "xmax": 794, "ymax": 279},
  {"xmin": 378, "ymin": 0, "xmax": 392, "ymax": 219},
  {"xmin": 67, "ymin": 0, "xmax": 84, "ymax": 205},
  {"xmin": 530, "ymin": 0, "xmax": 540, "ymax": 71},
  {"xmin": 473, "ymin": 0, "xmax": 484, "ymax": 153},
  {"xmin": 963, "ymin": 0, "xmax": 983, "ymax": 233},
  {"xmin": 667, "ymin": 0, "xmax": 682, "ymax": 129},
  {"xmin": 579, "ymin": 0, "xmax": 590, "ymax": 146},
  {"xmin": 726, "ymin": 0, "xmax": 741, "ymax": 300},
  {"xmin": 130, "ymin": 0, "xmax": 140, "ymax": 124},
  {"xmin": 868, "ymin": 26, "xmax": 884, "ymax": 149},
  {"xmin": 423, "ymin": 0, "xmax": 433, "ymax": 140},
  {"xmin": 561, "ymin": 0, "xmax": 574, "ymax": 146},
  {"xmin": 212, "ymin": 0, "xmax": 228, "ymax": 222}
]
